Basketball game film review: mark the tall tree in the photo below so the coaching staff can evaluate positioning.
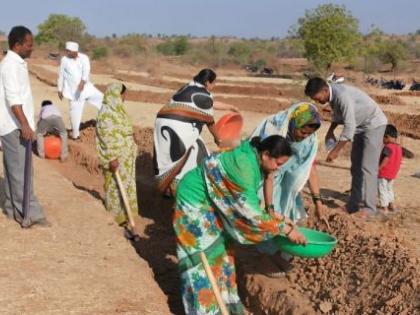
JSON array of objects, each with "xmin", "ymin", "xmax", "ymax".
[
  {"xmin": 36, "ymin": 14, "xmax": 87, "ymax": 48},
  {"xmin": 293, "ymin": 4, "xmax": 361, "ymax": 70}
]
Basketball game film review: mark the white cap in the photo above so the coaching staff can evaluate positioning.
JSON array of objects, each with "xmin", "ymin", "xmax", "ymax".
[{"xmin": 65, "ymin": 41, "xmax": 79, "ymax": 52}]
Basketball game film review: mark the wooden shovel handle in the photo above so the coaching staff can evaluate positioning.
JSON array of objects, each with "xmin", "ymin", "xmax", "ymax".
[
  {"xmin": 199, "ymin": 252, "xmax": 230, "ymax": 315},
  {"xmin": 114, "ymin": 170, "xmax": 136, "ymax": 229}
]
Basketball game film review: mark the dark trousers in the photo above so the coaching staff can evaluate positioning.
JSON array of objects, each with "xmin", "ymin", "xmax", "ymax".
[
  {"xmin": 1, "ymin": 129, "xmax": 44, "ymax": 222},
  {"xmin": 347, "ymin": 125, "xmax": 386, "ymax": 213}
]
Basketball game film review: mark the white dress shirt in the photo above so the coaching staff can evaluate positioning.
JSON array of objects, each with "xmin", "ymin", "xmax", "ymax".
[
  {"xmin": 57, "ymin": 53, "xmax": 98, "ymax": 101},
  {"xmin": 39, "ymin": 103, "xmax": 62, "ymax": 120},
  {"xmin": 0, "ymin": 50, "xmax": 35, "ymax": 136}
]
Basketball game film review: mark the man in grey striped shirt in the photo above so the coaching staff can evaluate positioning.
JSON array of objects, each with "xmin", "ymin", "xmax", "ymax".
[{"xmin": 305, "ymin": 77, "xmax": 387, "ymax": 217}]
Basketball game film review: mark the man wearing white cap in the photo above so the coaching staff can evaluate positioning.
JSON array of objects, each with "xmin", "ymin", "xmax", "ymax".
[{"xmin": 58, "ymin": 41, "xmax": 103, "ymax": 139}]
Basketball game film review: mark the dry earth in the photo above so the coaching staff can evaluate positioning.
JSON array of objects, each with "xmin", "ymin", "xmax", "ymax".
[{"xmin": 0, "ymin": 57, "xmax": 419, "ymax": 314}]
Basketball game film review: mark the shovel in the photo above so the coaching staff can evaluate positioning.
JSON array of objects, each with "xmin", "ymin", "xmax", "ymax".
[
  {"xmin": 199, "ymin": 252, "xmax": 230, "ymax": 315},
  {"xmin": 114, "ymin": 170, "xmax": 138, "ymax": 238},
  {"xmin": 21, "ymin": 139, "xmax": 32, "ymax": 228}
]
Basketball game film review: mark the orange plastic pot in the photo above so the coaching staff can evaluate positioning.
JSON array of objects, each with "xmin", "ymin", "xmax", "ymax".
[
  {"xmin": 215, "ymin": 113, "xmax": 243, "ymax": 142},
  {"xmin": 44, "ymin": 135, "xmax": 61, "ymax": 159}
]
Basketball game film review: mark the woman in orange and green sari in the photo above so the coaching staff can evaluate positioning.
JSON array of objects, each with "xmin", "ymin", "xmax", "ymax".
[{"xmin": 174, "ymin": 136, "xmax": 306, "ymax": 315}]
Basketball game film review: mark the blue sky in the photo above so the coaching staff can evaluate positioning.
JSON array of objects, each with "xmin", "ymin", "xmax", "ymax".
[{"xmin": 1, "ymin": 0, "xmax": 419, "ymax": 38}]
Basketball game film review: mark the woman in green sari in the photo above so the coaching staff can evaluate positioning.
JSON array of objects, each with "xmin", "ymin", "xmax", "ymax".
[
  {"xmin": 96, "ymin": 83, "xmax": 138, "ymax": 229},
  {"xmin": 174, "ymin": 136, "xmax": 306, "ymax": 315}
]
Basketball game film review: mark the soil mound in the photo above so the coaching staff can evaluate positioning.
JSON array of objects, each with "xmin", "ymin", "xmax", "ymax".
[
  {"xmin": 239, "ymin": 209, "xmax": 420, "ymax": 314},
  {"xmin": 373, "ymin": 94, "xmax": 405, "ymax": 105}
]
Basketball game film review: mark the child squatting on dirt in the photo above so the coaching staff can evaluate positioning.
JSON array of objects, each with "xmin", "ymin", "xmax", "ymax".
[{"xmin": 378, "ymin": 124, "xmax": 402, "ymax": 213}]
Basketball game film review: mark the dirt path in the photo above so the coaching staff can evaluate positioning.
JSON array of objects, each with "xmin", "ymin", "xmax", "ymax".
[{"xmin": 0, "ymin": 154, "xmax": 170, "ymax": 314}]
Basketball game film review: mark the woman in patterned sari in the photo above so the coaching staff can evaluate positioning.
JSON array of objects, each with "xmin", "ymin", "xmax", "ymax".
[
  {"xmin": 153, "ymin": 68, "xmax": 238, "ymax": 197},
  {"xmin": 252, "ymin": 102, "xmax": 325, "ymax": 275},
  {"xmin": 96, "ymin": 83, "xmax": 138, "ymax": 229},
  {"xmin": 174, "ymin": 136, "xmax": 306, "ymax": 315}
]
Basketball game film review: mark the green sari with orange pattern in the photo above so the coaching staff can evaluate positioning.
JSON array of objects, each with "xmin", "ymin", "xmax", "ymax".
[{"xmin": 174, "ymin": 141, "xmax": 284, "ymax": 315}]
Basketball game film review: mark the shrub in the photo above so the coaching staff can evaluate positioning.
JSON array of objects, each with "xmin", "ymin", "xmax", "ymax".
[
  {"xmin": 227, "ymin": 41, "xmax": 251, "ymax": 65},
  {"xmin": 156, "ymin": 36, "xmax": 190, "ymax": 56},
  {"xmin": 377, "ymin": 40, "xmax": 408, "ymax": 71},
  {"xmin": 92, "ymin": 46, "xmax": 109, "ymax": 60}
]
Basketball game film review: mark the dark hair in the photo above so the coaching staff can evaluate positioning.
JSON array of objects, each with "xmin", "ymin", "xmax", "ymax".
[
  {"xmin": 121, "ymin": 84, "xmax": 127, "ymax": 94},
  {"xmin": 305, "ymin": 77, "xmax": 328, "ymax": 97},
  {"xmin": 193, "ymin": 68, "xmax": 217, "ymax": 86},
  {"xmin": 8, "ymin": 26, "xmax": 32, "ymax": 49},
  {"xmin": 41, "ymin": 100, "xmax": 52, "ymax": 107},
  {"xmin": 385, "ymin": 124, "xmax": 398, "ymax": 138},
  {"xmin": 250, "ymin": 136, "xmax": 292, "ymax": 158}
]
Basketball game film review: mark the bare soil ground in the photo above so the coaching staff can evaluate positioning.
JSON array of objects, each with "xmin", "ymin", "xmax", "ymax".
[
  {"xmin": 0, "ymin": 152, "xmax": 170, "ymax": 315},
  {"xmin": 1, "ymin": 57, "xmax": 419, "ymax": 314}
]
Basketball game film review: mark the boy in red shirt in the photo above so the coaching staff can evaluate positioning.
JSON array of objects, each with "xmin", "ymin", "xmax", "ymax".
[{"xmin": 378, "ymin": 124, "xmax": 403, "ymax": 213}]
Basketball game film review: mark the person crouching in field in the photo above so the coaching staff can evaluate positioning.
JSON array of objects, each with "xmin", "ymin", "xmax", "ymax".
[
  {"xmin": 36, "ymin": 100, "xmax": 68, "ymax": 161},
  {"xmin": 96, "ymin": 83, "xmax": 138, "ymax": 233},
  {"xmin": 378, "ymin": 124, "xmax": 403, "ymax": 214}
]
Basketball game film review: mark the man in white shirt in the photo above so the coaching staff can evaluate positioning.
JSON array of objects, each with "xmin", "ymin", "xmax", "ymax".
[
  {"xmin": 0, "ymin": 26, "xmax": 48, "ymax": 228},
  {"xmin": 57, "ymin": 41, "xmax": 103, "ymax": 139},
  {"xmin": 36, "ymin": 100, "xmax": 68, "ymax": 161}
]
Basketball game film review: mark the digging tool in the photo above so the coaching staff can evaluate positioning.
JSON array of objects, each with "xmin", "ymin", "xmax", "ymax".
[
  {"xmin": 199, "ymin": 252, "xmax": 230, "ymax": 315},
  {"xmin": 114, "ymin": 170, "xmax": 138, "ymax": 237},
  {"xmin": 22, "ymin": 139, "xmax": 33, "ymax": 228}
]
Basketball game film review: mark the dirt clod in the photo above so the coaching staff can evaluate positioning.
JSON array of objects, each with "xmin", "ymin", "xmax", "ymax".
[{"xmin": 319, "ymin": 301, "xmax": 333, "ymax": 313}]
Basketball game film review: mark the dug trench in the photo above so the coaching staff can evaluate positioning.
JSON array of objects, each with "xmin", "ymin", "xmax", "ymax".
[{"xmin": 49, "ymin": 122, "xmax": 420, "ymax": 315}]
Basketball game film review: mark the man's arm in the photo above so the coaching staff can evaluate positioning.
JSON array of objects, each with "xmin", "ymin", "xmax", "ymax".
[
  {"xmin": 79, "ymin": 55, "xmax": 90, "ymax": 92},
  {"xmin": 326, "ymin": 122, "xmax": 338, "ymax": 142},
  {"xmin": 3, "ymin": 68, "xmax": 35, "ymax": 140},
  {"xmin": 337, "ymin": 94, "xmax": 356, "ymax": 142},
  {"xmin": 326, "ymin": 95, "xmax": 356, "ymax": 162},
  {"xmin": 57, "ymin": 58, "xmax": 65, "ymax": 100},
  {"xmin": 11, "ymin": 106, "xmax": 34, "ymax": 140}
]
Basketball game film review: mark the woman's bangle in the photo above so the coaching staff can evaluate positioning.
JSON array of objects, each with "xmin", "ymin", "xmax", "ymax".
[
  {"xmin": 312, "ymin": 193, "xmax": 322, "ymax": 203},
  {"xmin": 285, "ymin": 224, "xmax": 294, "ymax": 236},
  {"xmin": 265, "ymin": 204, "xmax": 275, "ymax": 211}
]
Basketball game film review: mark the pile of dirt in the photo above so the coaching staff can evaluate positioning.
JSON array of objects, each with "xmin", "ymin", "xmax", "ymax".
[
  {"xmin": 320, "ymin": 107, "xmax": 420, "ymax": 140},
  {"xmin": 386, "ymin": 112, "xmax": 420, "ymax": 139},
  {"xmin": 373, "ymin": 94, "xmax": 405, "ymax": 105},
  {"xmin": 238, "ymin": 208, "xmax": 420, "ymax": 314},
  {"xmin": 395, "ymin": 91, "xmax": 420, "ymax": 97}
]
